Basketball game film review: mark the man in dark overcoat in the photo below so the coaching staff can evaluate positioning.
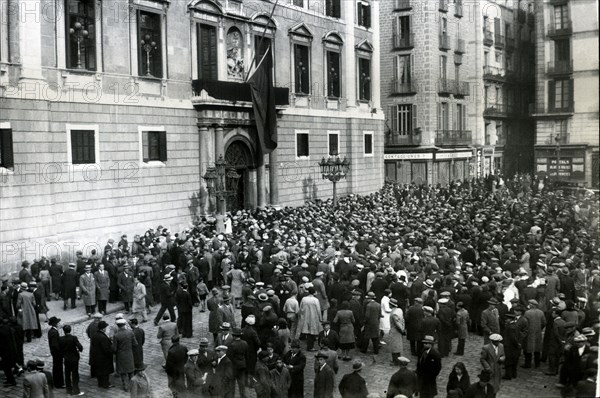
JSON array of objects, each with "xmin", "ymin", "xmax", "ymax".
[
  {"xmin": 227, "ymin": 328, "xmax": 249, "ymax": 398},
  {"xmin": 90, "ymin": 321, "xmax": 114, "ymax": 388},
  {"xmin": 338, "ymin": 360, "xmax": 368, "ymax": 398},
  {"xmin": 416, "ymin": 335, "xmax": 442, "ymax": 398},
  {"xmin": 405, "ymin": 297, "xmax": 424, "ymax": 355},
  {"xmin": 283, "ymin": 339, "xmax": 306, "ymax": 398},
  {"xmin": 117, "ymin": 265, "xmax": 134, "ymax": 313},
  {"xmin": 213, "ymin": 345, "xmax": 235, "ymax": 398},
  {"xmin": 165, "ymin": 335, "xmax": 188, "ymax": 397},
  {"xmin": 314, "ymin": 351, "xmax": 335, "ymax": 398},
  {"xmin": 61, "ymin": 264, "xmax": 78, "ymax": 310},
  {"xmin": 154, "ymin": 274, "xmax": 177, "ymax": 325},
  {"xmin": 386, "ymin": 356, "xmax": 417, "ymax": 398},
  {"xmin": 47, "ymin": 316, "xmax": 64, "ymax": 388},
  {"xmin": 360, "ymin": 292, "xmax": 381, "ymax": 354},
  {"xmin": 59, "ymin": 324, "xmax": 83, "ymax": 396}
]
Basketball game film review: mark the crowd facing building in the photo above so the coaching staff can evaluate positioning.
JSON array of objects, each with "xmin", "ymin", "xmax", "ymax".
[
  {"xmin": 0, "ymin": 0, "xmax": 384, "ymax": 272},
  {"xmin": 0, "ymin": 177, "xmax": 598, "ymax": 397}
]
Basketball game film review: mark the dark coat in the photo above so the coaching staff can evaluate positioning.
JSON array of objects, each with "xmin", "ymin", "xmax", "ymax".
[
  {"xmin": 464, "ymin": 382, "xmax": 496, "ymax": 398},
  {"xmin": 48, "ymin": 327, "xmax": 61, "ymax": 357},
  {"xmin": 314, "ymin": 363, "xmax": 335, "ymax": 398},
  {"xmin": 417, "ymin": 347, "xmax": 442, "ymax": 398},
  {"xmin": 117, "ymin": 271, "xmax": 134, "ymax": 302},
  {"xmin": 363, "ymin": 300, "xmax": 381, "ymax": 339},
  {"xmin": 420, "ymin": 315, "xmax": 441, "ymax": 341},
  {"xmin": 405, "ymin": 304, "xmax": 424, "ymax": 341},
  {"xmin": 283, "ymin": 350, "xmax": 306, "ymax": 398},
  {"xmin": 90, "ymin": 331, "xmax": 114, "ymax": 376},
  {"xmin": 241, "ymin": 325, "xmax": 261, "ymax": 373},
  {"xmin": 447, "ymin": 372, "xmax": 471, "ymax": 395},
  {"xmin": 0, "ymin": 323, "xmax": 18, "ymax": 367},
  {"xmin": 59, "ymin": 334, "xmax": 83, "ymax": 362},
  {"xmin": 318, "ymin": 329, "xmax": 340, "ymax": 350},
  {"xmin": 386, "ymin": 368, "xmax": 418, "ymax": 398},
  {"xmin": 165, "ymin": 343, "xmax": 188, "ymax": 379},
  {"xmin": 227, "ymin": 338, "xmax": 248, "ymax": 370},
  {"xmin": 338, "ymin": 371, "xmax": 368, "ymax": 398},
  {"xmin": 214, "ymin": 355, "xmax": 235, "ymax": 398},
  {"xmin": 61, "ymin": 268, "xmax": 78, "ymax": 295},
  {"xmin": 132, "ymin": 327, "xmax": 145, "ymax": 369},
  {"xmin": 113, "ymin": 328, "xmax": 138, "ymax": 374}
]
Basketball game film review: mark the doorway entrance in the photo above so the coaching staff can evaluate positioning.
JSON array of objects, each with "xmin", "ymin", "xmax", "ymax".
[{"xmin": 225, "ymin": 140, "xmax": 253, "ymax": 211}]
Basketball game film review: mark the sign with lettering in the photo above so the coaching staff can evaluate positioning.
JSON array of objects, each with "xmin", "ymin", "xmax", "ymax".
[
  {"xmin": 436, "ymin": 151, "xmax": 473, "ymax": 160},
  {"xmin": 384, "ymin": 153, "xmax": 434, "ymax": 160}
]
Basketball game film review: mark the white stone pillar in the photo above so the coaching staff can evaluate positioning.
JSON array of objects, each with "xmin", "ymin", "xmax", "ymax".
[{"xmin": 18, "ymin": 0, "xmax": 43, "ymax": 81}]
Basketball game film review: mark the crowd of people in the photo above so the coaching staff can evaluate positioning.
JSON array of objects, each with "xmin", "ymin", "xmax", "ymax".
[{"xmin": 0, "ymin": 173, "xmax": 599, "ymax": 398}]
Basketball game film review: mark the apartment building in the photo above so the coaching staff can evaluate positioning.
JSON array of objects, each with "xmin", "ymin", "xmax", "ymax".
[
  {"xmin": 381, "ymin": 0, "xmax": 536, "ymax": 185},
  {"xmin": 0, "ymin": 0, "xmax": 384, "ymax": 271},
  {"xmin": 532, "ymin": 0, "xmax": 599, "ymax": 187}
]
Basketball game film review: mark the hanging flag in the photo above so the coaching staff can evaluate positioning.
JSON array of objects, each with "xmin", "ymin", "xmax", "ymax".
[{"xmin": 248, "ymin": 45, "xmax": 277, "ymax": 154}]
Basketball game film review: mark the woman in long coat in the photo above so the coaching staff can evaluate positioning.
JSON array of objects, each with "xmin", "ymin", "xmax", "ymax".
[
  {"xmin": 227, "ymin": 265, "xmax": 245, "ymax": 309},
  {"xmin": 380, "ymin": 292, "xmax": 392, "ymax": 334},
  {"xmin": 132, "ymin": 278, "xmax": 147, "ymax": 321},
  {"xmin": 333, "ymin": 301, "xmax": 355, "ymax": 360},
  {"xmin": 49, "ymin": 260, "xmax": 63, "ymax": 300},
  {"xmin": 387, "ymin": 299, "xmax": 405, "ymax": 364}
]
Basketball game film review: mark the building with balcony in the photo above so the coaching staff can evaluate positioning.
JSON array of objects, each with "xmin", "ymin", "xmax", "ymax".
[
  {"xmin": 0, "ymin": 0, "xmax": 384, "ymax": 270},
  {"xmin": 380, "ymin": 0, "xmax": 474, "ymax": 186},
  {"xmin": 532, "ymin": 0, "xmax": 599, "ymax": 187},
  {"xmin": 476, "ymin": 0, "xmax": 536, "ymax": 176}
]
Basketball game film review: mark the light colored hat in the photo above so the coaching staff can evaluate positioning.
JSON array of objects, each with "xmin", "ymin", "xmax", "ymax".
[
  {"xmin": 116, "ymin": 319, "xmax": 127, "ymax": 325},
  {"xmin": 115, "ymin": 313, "xmax": 124, "ymax": 319},
  {"xmin": 422, "ymin": 335, "xmax": 435, "ymax": 344},
  {"xmin": 489, "ymin": 333, "xmax": 503, "ymax": 342},
  {"xmin": 438, "ymin": 298, "xmax": 449, "ymax": 304},
  {"xmin": 187, "ymin": 349, "xmax": 199, "ymax": 356},
  {"xmin": 423, "ymin": 306, "xmax": 434, "ymax": 313},
  {"xmin": 574, "ymin": 334, "xmax": 588, "ymax": 342},
  {"xmin": 398, "ymin": 356, "xmax": 411, "ymax": 365},
  {"xmin": 92, "ymin": 313, "xmax": 103, "ymax": 319},
  {"xmin": 215, "ymin": 345, "xmax": 228, "ymax": 351}
]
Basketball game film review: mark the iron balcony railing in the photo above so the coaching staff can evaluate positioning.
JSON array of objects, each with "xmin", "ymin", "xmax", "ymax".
[
  {"xmin": 494, "ymin": 34, "xmax": 505, "ymax": 48},
  {"xmin": 483, "ymin": 29, "xmax": 493, "ymax": 46},
  {"xmin": 435, "ymin": 129, "xmax": 472, "ymax": 146},
  {"xmin": 455, "ymin": 38, "xmax": 465, "ymax": 54},
  {"xmin": 484, "ymin": 102, "xmax": 512, "ymax": 117},
  {"xmin": 385, "ymin": 133, "xmax": 422, "ymax": 146},
  {"xmin": 390, "ymin": 79, "xmax": 418, "ymax": 95},
  {"xmin": 438, "ymin": 78, "xmax": 455, "ymax": 94},
  {"xmin": 394, "ymin": 0, "xmax": 411, "ymax": 11},
  {"xmin": 455, "ymin": 81, "xmax": 470, "ymax": 96},
  {"xmin": 439, "ymin": 34, "xmax": 451, "ymax": 50},
  {"xmin": 547, "ymin": 60, "xmax": 573, "ymax": 74},
  {"xmin": 548, "ymin": 23, "xmax": 572, "ymax": 36},
  {"xmin": 392, "ymin": 33, "xmax": 414, "ymax": 49},
  {"xmin": 483, "ymin": 65, "xmax": 506, "ymax": 81}
]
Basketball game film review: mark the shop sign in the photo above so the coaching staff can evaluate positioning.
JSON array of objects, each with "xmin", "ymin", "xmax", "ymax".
[{"xmin": 384, "ymin": 153, "xmax": 434, "ymax": 160}]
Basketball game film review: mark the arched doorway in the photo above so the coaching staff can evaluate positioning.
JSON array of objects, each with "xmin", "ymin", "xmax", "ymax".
[{"xmin": 225, "ymin": 140, "xmax": 253, "ymax": 211}]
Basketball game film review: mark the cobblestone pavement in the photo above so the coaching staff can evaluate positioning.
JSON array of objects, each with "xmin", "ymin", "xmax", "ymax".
[{"xmin": 2, "ymin": 301, "xmax": 562, "ymax": 398}]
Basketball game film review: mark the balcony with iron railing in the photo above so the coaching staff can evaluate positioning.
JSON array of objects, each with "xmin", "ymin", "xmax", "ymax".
[
  {"xmin": 385, "ymin": 133, "xmax": 422, "ymax": 146},
  {"xmin": 394, "ymin": 0, "xmax": 411, "ymax": 11},
  {"xmin": 547, "ymin": 60, "xmax": 573, "ymax": 75},
  {"xmin": 390, "ymin": 79, "xmax": 418, "ymax": 95},
  {"xmin": 494, "ymin": 34, "xmax": 505, "ymax": 48},
  {"xmin": 455, "ymin": 38, "xmax": 465, "ymax": 54},
  {"xmin": 548, "ymin": 22, "xmax": 572, "ymax": 36},
  {"xmin": 506, "ymin": 35, "xmax": 515, "ymax": 50},
  {"xmin": 439, "ymin": 33, "xmax": 451, "ymax": 50},
  {"xmin": 529, "ymin": 102, "xmax": 574, "ymax": 115},
  {"xmin": 483, "ymin": 65, "xmax": 506, "ymax": 82},
  {"xmin": 436, "ymin": 129, "xmax": 472, "ymax": 147},
  {"xmin": 527, "ymin": 13, "xmax": 534, "ymax": 26},
  {"xmin": 191, "ymin": 79, "xmax": 289, "ymax": 106},
  {"xmin": 484, "ymin": 102, "xmax": 512, "ymax": 118},
  {"xmin": 392, "ymin": 33, "xmax": 414, "ymax": 50},
  {"xmin": 454, "ymin": 81, "xmax": 470, "ymax": 96},
  {"xmin": 439, "ymin": 0, "xmax": 448, "ymax": 12},
  {"xmin": 483, "ymin": 29, "xmax": 493, "ymax": 46},
  {"xmin": 517, "ymin": 9, "xmax": 526, "ymax": 23},
  {"xmin": 438, "ymin": 78, "xmax": 455, "ymax": 94},
  {"xmin": 454, "ymin": 0, "xmax": 463, "ymax": 17}
]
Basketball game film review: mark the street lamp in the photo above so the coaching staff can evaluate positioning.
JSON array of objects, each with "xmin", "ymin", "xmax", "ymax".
[
  {"xmin": 318, "ymin": 154, "xmax": 350, "ymax": 208},
  {"xmin": 141, "ymin": 34, "xmax": 157, "ymax": 77},
  {"xmin": 69, "ymin": 21, "xmax": 88, "ymax": 69},
  {"xmin": 202, "ymin": 154, "xmax": 241, "ymax": 233}
]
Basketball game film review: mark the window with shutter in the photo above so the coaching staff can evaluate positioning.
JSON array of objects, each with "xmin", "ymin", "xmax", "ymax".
[
  {"xmin": 71, "ymin": 130, "xmax": 95, "ymax": 164},
  {"xmin": 137, "ymin": 10, "xmax": 162, "ymax": 78},
  {"xmin": 198, "ymin": 24, "xmax": 218, "ymax": 80},
  {"xmin": 294, "ymin": 44, "xmax": 310, "ymax": 94},
  {"xmin": 391, "ymin": 106, "xmax": 398, "ymax": 133},
  {"xmin": 357, "ymin": 1, "xmax": 371, "ymax": 28},
  {"xmin": 0, "ymin": 129, "xmax": 14, "ymax": 169},
  {"xmin": 326, "ymin": 51, "xmax": 341, "ymax": 98},
  {"xmin": 364, "ymin": 133, "xmax": 373, "ymax": 155},
  {"xmin": 326, "ymin": 0, "xmax": 341, "ymax": 18},
  {"xmin": 143, "ymin": 131, "xmax": 167, "ymax": 162},
  {"xmin": 358, "ymin": 57, "xmax": 371, "ymax": 100},
  {"xmin": 296, "ymin": 133, "xmax": 309, "ymax": 157},
  {"xmin": 412, "ymin": 104, "xmax": 418, "ymax": 134},
  {"xmin": 328, "ymin": 132, "xmax": 339, "ymax": 156}
]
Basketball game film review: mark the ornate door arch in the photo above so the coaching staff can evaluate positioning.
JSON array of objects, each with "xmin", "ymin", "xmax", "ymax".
[{"xmin": 225, "ymin": 140, "xmax": 253, "ymax": 211}]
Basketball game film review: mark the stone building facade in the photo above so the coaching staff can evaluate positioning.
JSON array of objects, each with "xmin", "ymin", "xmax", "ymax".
[
  {"xmin": 0, "ymin": 0, "xmax": 384, "ymax": 272},
  {"xmin": 380, "ymin": 0, "xmax": 536, "ymax": 185},
  {"xmin": 532, "ymin": 0, "xmax": 599, "ymax": 187}
]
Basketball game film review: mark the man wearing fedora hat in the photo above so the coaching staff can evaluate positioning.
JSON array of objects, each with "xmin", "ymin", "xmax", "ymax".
[
  {"xmin": 523, "ymin": 299, "xmax": 545, "ymax": 368},
  {"xmin": 61, "ymin": 263, "xmax": 78, "ymax": 311},
  {"xmin": 228, "ymin": 327, "xmax": 249, "ymax": 397},
  {"xmin": 154, "ymin": 274, "xmax": 177, "ymax": 326},
  {"xmin": 47, "ymin": 316, "xmax": 64, "ymax": 389},
  {"xmin": 480, "ymin": 298, "xmax": 500, "ymax": 345},
  {"xmin": 17, "ymin": 281, "xmax": 39, "ymax": 342},
  {"xmin": 338, "ymin": 360, "xmax": 369, "ymax": 398},
  {"xmin": 417, "ymin": 335, "xmax": 441, "ymax": 398},
  {"xmin": 314, "ymin": 351, "xmax": 335, "ymax": 398},
  {"xmin": 214, "ymin": 345, "xmax": 235, "ymax": 398},
  {"xmin": 464, "ymin": 370, "xmax": 495, "ymax": 398}
]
